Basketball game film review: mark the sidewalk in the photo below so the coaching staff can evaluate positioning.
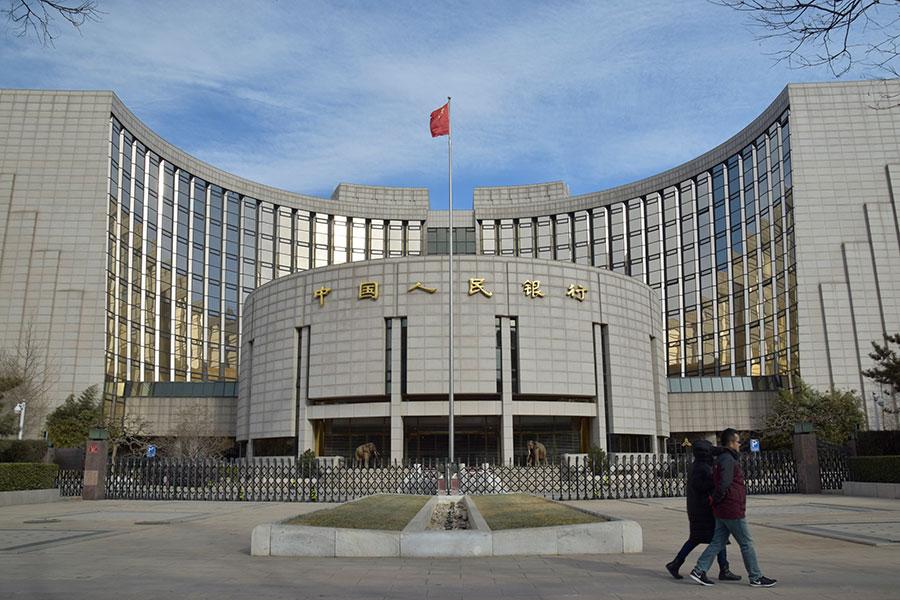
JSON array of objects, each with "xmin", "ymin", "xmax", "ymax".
[{"xmin": 1, "ymin": 493, "xmax": 898, "ymax": 599}]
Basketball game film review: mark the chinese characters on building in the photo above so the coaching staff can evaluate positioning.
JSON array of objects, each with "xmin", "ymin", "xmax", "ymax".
[{"xmin": 312, "ymin": 278, "xmax": 588, "ymax": 305}]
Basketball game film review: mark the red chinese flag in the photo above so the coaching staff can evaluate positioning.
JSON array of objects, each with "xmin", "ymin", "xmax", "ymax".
[{"xmin": 430, "ymin": 102, "xmax": 450, "ymax": 137}]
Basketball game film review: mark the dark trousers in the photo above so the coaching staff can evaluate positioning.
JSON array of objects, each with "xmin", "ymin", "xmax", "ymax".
[{"xmin": 675, "ymin": 538, "xmax": 728, "ymax": 569}]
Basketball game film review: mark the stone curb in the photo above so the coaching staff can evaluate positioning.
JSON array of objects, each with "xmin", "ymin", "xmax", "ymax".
[
  {"xmin": 843, "ymin": 481, "xmax": 900, "ymax": 500},
  {"xmin": 251, "ymin": 495, "xmax": 642, "ymax": 557},
  {"xmin": 0, "ymin": 488, "xmax": 63, "ymax": 507}
]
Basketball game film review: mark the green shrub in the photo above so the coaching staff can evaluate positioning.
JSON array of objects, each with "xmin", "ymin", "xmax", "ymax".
[
  {"xmin": 848, "ymin": 455, "xmax": 900, "ymax": 483},
  {"xmin": 0, "ymin": 439, "xmax": 48, "ymax": 463},
  {"xmin": 588, "ymin": 444, "xmax": 607, "ymax": 475},
  {"xmin": 855, "ymin": 431, "xmax": 900, "ymax": 456},
  {"xmin": 0, "ymin": 463, "xmax": 59, "ymax": 491}
]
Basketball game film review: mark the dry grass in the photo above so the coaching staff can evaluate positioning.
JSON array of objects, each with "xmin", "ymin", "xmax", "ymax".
[
  {"xmin": 284, "ymin": 494, "xmax": 429, "ymax": 530},
  {"xmin": 471, "ymin": 494, "xmax": 607, "ymax": 530}
]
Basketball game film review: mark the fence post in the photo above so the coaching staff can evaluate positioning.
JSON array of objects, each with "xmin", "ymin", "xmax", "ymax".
[
  {"xmin": 82, "ymin": 439, "xmax": 108, "ymax": 500},
  {"xmin": 792, "ymin": 424, "xmax": 822, "ymax": 494}
]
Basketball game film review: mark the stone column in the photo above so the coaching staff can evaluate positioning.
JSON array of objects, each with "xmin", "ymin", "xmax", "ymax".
[
  {"xmin": 500, "ymin": 318, "xmax": 514, "ymax": 464},
  {"xmin": 82, "ymin": 440, "xmax": 108, "ymax": 500},
  {"xmin": 390, "ymin": 317, "xmax": 404, "ymax": 463},
  {"xmin": 792, "ymin": 428, "xmax": 822, "ymax": 494},
  {"xmin": 591, "ymin": 323, "xmax": 608, "ymax": 452}
]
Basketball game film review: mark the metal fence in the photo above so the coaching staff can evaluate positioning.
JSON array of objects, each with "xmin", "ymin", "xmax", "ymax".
[
  {"xmin": 817, "ymin": 442, "xmax": 850, "ymax": 491},
  {"xmin": 55, "ymin": 469, "xmax": 84, "ymax": 497},
  {"xmin": 99, "ymin": 450, "xmax": 802, "ymax": 502}
]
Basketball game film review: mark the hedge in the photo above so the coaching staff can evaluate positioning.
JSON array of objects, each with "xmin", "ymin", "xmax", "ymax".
[
  {"xmin": 0, "ymin": 439, "xmax": 48, "ymax": 463},
  {"xmin": 855, "ymin": 431, "xmax": 900, "ymax": 456},
  {"xmin": 0, "ymin": 463, "xmax": 59, "ymax": 491},
  {"xmin": 848, "ymin": 455, "xmax": 900, "ymax": 484}
]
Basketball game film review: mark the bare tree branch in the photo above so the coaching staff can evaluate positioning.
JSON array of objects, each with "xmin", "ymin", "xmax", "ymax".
[
  {"xmin": 712, "ymin": 1, "xmax": 900, "ymax": 77},
  {"xmin": 3, "ymin": 0, "xmax": 101, "ymax": 46}
]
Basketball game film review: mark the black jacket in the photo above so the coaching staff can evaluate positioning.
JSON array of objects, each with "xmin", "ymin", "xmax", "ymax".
[{"xmin": 685, "ymin": 440, "xmax": 719, "ymax": 543}]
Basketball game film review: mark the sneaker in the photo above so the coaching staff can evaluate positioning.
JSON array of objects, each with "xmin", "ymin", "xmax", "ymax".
[
  {"xmin": 719, "ymin": 569, "xmax": 742, "ymax": 581},
  {"xmin": 689, "ymin": 568, "xmax": 715, "ymax": 586},
  {"xmin": 665, "ymin": 560, "xmax": 683, "ymax": 579},
  {"xmin": 749, "ymin": 576, "xmax": 777, "ymax": 587}
]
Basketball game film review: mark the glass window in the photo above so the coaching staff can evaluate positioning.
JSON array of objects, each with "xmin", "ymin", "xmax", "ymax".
[
  {"xmin": 350, "ymin": 217, "xmax": 367, "ymax": 261},
  {"xmin": 370, "ymin": 220, "xmax": 384, "ymax": 258},
  {"xmin": 517, "ymin": 219, "xmax": 534, "ymax": 257},
  {"xmin": 333, "ymin": 214, "xmax": 348, "ymax": 264},
  {"xmin": 388, "ymin": 220, "xmax": 404, "ymax": 257},
  {"xmin": 407, "ymin": 223, "xmax": 422, "ymax": 256},
  {"xmin": 499, "ymin": 219, "xmax": 516, "ymax": 255},
  {"xmin": 536, "ymin": 217, "xmax": 552, "ymax": 259},
  {"xmin": 481, "ymin": 221, "xmax": 497, "ymax": 255}
]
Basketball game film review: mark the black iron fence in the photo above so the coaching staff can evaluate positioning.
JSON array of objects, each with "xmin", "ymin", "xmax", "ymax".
[
  {"xmin": 55, "ymin": 469, "xmax": 84, "ymax": 497},
  {"xmin": 817, "ymin": 442, "xmax": 850, "ymax": 491},
  {"xmin": 104, "ymin": 456, "xmax": 445, "ymax": 502},
  {"xmin": 99, "ymin": 450, "xmax": 803, "ymax": 502}
]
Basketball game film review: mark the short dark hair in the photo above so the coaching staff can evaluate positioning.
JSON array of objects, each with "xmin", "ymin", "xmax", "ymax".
[{"xmin": 720, "ymin": 428, "xmax": 739, "ymax": 446}]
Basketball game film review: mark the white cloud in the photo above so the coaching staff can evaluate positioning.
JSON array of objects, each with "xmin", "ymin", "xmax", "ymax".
[{"xmin": 0, "ymin": 1, "xmax": 868, "ymax": 207}]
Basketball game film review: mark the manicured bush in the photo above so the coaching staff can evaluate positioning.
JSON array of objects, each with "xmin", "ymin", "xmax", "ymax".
[
  {"xmin": 0, "ymin": 463, "xmax": 59, "ymax": 491},
  {"xmin": 855, "ymin": 431, "xmax": 900, "ymax": 456},
  {"xmin": 848, "ymin": 455, "xmax": 900, "ymax": 484},
  {"xmin": 0, "ymin": 439, "xmax": 48, "ymax": 463}
]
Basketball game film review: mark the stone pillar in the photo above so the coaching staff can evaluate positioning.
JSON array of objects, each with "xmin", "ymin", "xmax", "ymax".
[
  {"xmin": 591, "ymin": 323, "xmax": 608, "ymax": 452},
  {"xmin": 792, "ymin": 428, "xmax": 822, "ymax": 494},
  {"xmin": 390, "ymin": 317, "xmax": 404, "ymax": 463},
  {"xmin": 500, "ymin": 318, "xmax": 514, "ymax": 464},
  {"xmin": 82, "ymin": 440, "xmax": 108, "ymax": 500}
]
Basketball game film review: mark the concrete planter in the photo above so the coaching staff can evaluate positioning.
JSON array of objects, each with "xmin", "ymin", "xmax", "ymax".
[
  {"xmin": 843, "ymin": 481, "xmax": 900, "ymax": 499},
  {"xmin": 251, "ymin": 495, "xmax": 642, "ymax": 557},
  {"xmin": 0, "ymin": 488, "xmax": 63, "ymax": 507}
]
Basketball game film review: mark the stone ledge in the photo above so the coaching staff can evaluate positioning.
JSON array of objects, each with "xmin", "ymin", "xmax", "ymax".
[
  {"xmin": 843, "ymin": 481, "xmax": 900, "ymax": 499},
  {"xmin": 0, "ymin": 488, "xmax": 63, "ymax": 507},
  {"xmin": 251, "ymin": 495, "xmax": 642, "ymax": 557}
]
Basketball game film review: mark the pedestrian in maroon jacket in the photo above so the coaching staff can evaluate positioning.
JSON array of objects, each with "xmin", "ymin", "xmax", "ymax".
[
  {"xmin": 689, "ymin": 428, "xmax": 778, "ymax": 588},
  {"xmin": 665, "ymin": 439, "xmax": 740, "ymax": 581}
]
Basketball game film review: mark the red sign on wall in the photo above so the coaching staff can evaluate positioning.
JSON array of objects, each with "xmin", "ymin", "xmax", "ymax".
[{"xmin": 88, "ymin": 442, "xmax": 99, "ymax": 454}]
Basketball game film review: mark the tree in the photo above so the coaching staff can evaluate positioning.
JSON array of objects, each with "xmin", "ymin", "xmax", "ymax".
[
  {"xmin": 0, "ymin": 375, "xmax": 24, "ymax": 436},
  {"xmin": 103, "ymin": 412, "xmax": 152, "ymax": 462},
  {"xmin": 763, "ymin": 379, "xmax": 865, "ymax": 447},
  {"xmin": 45, "ymin": 385, "xmax": 101, "ymax": 448},
  {"xmin": 713, "ymin": 1, "xmax": 900, "ymax": 77},
  {"xmin": 863, "ymin": 333, "xmax": 900, "ymax": 393},
  {"xmin": 3, "ymin": 0, "xmax": 101, "ymax": 46},
  {"xmin": 156, "ymin": 405, "xmax": 232, "ymax": 460},
  {"xmin": 0, "ymin": 322, "xmax": 55, "ymax": 439}
]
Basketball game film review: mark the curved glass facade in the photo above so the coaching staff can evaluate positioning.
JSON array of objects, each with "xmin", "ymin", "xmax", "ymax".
[
  {"xmin": 477, "ymin": 111, "xmax": 797, "ymax": 380},
  {"xmin": 105, "ymin": 109, "xmax": 796, "ymax": 404},
  {"xmin": 105, "ymin": 118, "xmax": 423, "ymax": 393}
]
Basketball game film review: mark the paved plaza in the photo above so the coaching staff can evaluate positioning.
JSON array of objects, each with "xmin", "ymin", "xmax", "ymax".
[{"xmin": 1, "ymin": 493, "xmax": 898, "ymax": 599}]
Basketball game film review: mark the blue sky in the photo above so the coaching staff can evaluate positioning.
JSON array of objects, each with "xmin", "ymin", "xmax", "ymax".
[{"xmin": 0, "ymin": 1, "xmax": 883, "ymax": 209}]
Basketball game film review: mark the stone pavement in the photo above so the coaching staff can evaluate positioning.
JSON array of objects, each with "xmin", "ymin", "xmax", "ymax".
[{"xmin": 1, "ymin": 493, "xmax": 898, "ymax": 599}]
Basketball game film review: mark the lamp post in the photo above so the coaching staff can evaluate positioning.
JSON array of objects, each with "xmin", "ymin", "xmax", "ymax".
[
  {"xmin": 871, "ymin": 392, "xmax": 884, "ymax": 431},
  {"xmin": 13, "ymin": 401, "xmax": 26, "ymax": 440}
]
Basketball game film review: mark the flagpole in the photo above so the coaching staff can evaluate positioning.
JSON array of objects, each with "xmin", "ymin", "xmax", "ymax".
[{"xmin": 447, "ymin": 96, "xmax": 455, "ymax": 464}]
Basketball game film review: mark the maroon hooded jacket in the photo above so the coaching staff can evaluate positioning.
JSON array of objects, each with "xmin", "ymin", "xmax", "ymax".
[{"xmin": 711, "ymin": 447, "xmax": 746, "ymax": 519}]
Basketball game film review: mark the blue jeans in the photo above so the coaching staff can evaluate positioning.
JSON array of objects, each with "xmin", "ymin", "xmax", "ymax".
[
  {"xmin": 675, "ymin": 538, "xmax": 728, "ymax": 570},
  {"xmin": 695, "ymin": 518, "xmax": 761, "ymax": 581}
]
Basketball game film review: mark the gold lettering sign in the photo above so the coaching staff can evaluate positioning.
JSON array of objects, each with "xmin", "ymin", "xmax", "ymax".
[
  {"xmin": 358, "ymin": 281, "xmax": 380, "ymax": 300},
  {"xmin": 566, "ymin": 284, "xmax": 587, "ymax": 302},
  {"xmin": 313, "ymin": 286, "xmax": 332, "ymax": 307},
  {"xmin": 468, "ymin": 278, "xmax": 493, "ymax": 298},
  {"xmin": 522, "ymin": 280, "xmax": 545, "ymax": 299},
  {"xmin": 408, "ymin": 281, "xmax": 437, "ymax": 294}
]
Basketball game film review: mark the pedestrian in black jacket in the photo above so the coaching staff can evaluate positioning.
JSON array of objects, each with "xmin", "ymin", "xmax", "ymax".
[
  {"xmin": 665, "ymin": 439, "xmax": 740, "ymax": 581},
  {"xmin": 689, "ymin": 428, "xmax": 777, "ymax": 588}
]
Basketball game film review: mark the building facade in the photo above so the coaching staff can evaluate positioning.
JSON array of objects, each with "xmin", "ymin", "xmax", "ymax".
[{"xmin": 0, "ymin": 80, "xmax": 897, "ymax": 458}]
